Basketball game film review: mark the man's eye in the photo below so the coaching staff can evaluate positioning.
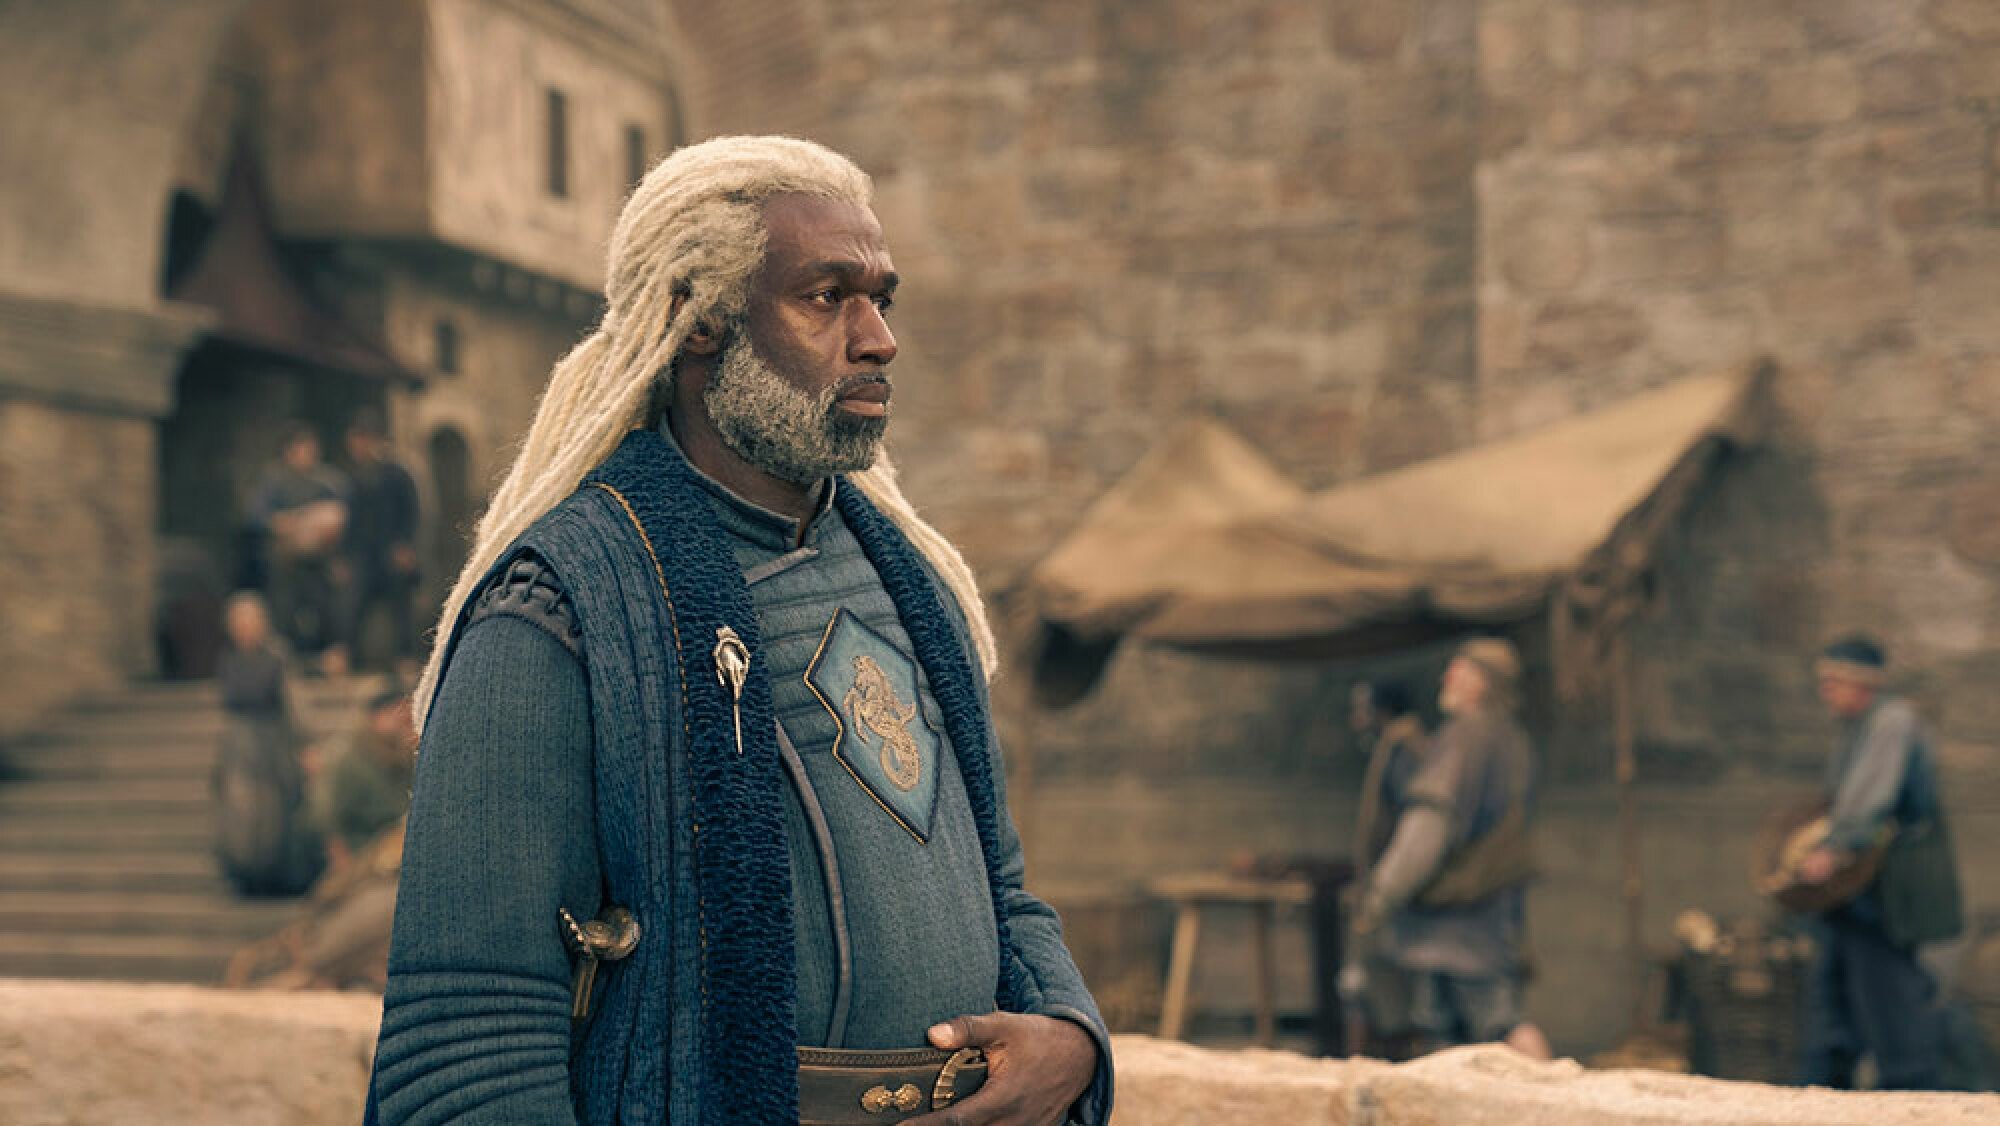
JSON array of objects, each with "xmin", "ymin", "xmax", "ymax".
[
  {"xmin": 872, "ymin": 294, "xmax": 895, "ymax": 314},
  {"xmin": 808, "ymin": 288, "xmax": 840, "ymax": 305}
]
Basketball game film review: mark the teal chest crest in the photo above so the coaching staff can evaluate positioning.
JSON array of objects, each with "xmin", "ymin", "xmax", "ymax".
[{"xmin": 805, "ymin": 607, "xmax": 944, "ymax": 843}]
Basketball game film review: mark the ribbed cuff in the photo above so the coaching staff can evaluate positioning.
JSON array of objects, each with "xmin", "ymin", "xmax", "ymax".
[{"xmin": 1042, "ymin": 1002, "xmax": 1115, "ymax": 1126}]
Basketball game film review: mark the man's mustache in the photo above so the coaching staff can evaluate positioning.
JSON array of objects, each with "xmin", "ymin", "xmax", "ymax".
[{"xmin": 829, "ymin": 373, "xmax": 892, "ymax": 398}]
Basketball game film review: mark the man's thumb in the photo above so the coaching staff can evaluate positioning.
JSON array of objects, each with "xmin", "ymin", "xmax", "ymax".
[{"xmin": 927, "ymin": 1013, "xmax": 1000, "ymax": 1049}]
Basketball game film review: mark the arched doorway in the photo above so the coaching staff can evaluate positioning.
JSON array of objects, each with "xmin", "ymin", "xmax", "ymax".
[{"xmin": 424, "ymin": 426, "xmax": 475, "ymax": 622}]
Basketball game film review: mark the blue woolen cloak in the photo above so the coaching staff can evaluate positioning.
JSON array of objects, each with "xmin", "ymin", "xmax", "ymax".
[{"xmin": 365, "ymin": 430, "xmax": 1109, "ymax": 1124}]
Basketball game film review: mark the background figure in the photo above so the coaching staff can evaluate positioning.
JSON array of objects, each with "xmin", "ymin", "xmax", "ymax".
[
  {"xmin": 310, "ymin": 681, "xmax": 417, "ymax": 878},
  {"xmin": 212, "ymin": 593, "xmax": 324, "ymax": 897},
  {"xmin": 331, "ymin": 411, "xmax": 420, "ymax": 674},
  {"xmin": 1342, "ymin": 680, "xmax": 1429, "ymax": 1060},
  {"xmin": 249, "ymin": 425, "xmax": 349, "ymax": 664},
  {"xmin": 1797, "ymin": 635, "xmax": 1960, "ymax": 1090},
  {"xmin": 1346, "ymin": 639, "xmax": 1550, "ymax": 1059}
]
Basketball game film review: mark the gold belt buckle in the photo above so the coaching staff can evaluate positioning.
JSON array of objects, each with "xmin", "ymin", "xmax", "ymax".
[
  {"xmin": 856, "ymin": 1047, "xmax": 984, "ymax": 1115},
  {"xmin": 931, "ymin": 1047, "xmax": 982, "ymax": 1109}
]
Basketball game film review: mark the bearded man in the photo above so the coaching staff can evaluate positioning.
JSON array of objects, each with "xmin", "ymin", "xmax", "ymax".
[
  {"xmin": 1344, "ymin": 639, "xmax": 1546, "ymax": 1058},
  {"xmin": 364, "ymin": 138, "xmax": 1110, "ymax": 1126}
]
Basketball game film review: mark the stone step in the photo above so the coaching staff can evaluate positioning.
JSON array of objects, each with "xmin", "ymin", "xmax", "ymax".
[
  {"xmin": 0, "ymin": 818, "xmax": 213, "ymax": 853},
  {"xmin": 72, "ymin": 680, "xmax": 222, "ymax": 712},
  {"xmin": 0, "ymin": 853, "xmax": 229, "ymax": 895},
  {"xmin": 0, "ymin": 778, "xmax": 211, "ymax": 816},
  {"xmin": 0, "ymin": 932, "xmax": 235, "ymax": 983},
  {"xmin": 51, "ymin": 680, "xmax": 375, "ymax": 730},
  {"xmin": 0, "ymin": 675, "xmax": 398, "ymax": 985},
  {"xmin": 11, "ymin": 704, "xmax": 359, "ymax": 758},
  {"xmin": 0, "ymin": 890, "xmax": 298, "ymax": 939},
  {"xmin": 43, "ymin": 710, "xmax": 233, "ymax": 739},
  {"xmin": 0, "ymin": 744, "xmax": 216, "ymax": 781},
  {"xmin": 8, "ymin": 729, "xmax": 223, "ymax": 758}
]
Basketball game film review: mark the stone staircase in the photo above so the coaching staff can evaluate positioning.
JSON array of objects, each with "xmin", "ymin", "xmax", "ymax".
[{"xmin": 0, "ymin": 677, "xmax": 380, "ymax": 982}]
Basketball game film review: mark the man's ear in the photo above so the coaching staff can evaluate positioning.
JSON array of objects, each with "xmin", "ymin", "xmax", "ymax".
[
  {"xmin": 683, "ymin": 317, "xmax": 722, "ymax": 356},
  {"xmin": 670, "ymin": 288, "xmax": 723, "ymax": 356}
]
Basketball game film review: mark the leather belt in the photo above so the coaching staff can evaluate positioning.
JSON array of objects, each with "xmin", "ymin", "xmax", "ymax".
[{"xmin": 797, "ymin": 1045, "xmax": 987, "ymax": 1125}]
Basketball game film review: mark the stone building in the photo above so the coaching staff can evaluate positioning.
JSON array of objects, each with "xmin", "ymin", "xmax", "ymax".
[
  {"xmin": 0, "ymin": 0, "xmax": 681, "ymax": 717},
  {"xmin": 4, "ymin": 0, "xmax": 1998, "ymax": 1058}
]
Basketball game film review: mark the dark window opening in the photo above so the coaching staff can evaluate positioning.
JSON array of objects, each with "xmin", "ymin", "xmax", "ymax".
[
  {"xmin": 434, "ymin": 318, "xmax": 460, "ymax": 375},
  {"xmin": 160, "ymin": 191, "xmax": 216, "ymax": 294},
  {"xmin": 546, "ymin": 87, "xmax": 570, "ymax": 198},
  {"xmin": 625, "ymin": 123, "xmax": 648, "ymax": 188}
]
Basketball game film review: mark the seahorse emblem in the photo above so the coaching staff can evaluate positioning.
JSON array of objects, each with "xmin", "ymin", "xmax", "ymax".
[{"xmin": 844, "ymin": 654, "xmax": 923, "ymax": 792}]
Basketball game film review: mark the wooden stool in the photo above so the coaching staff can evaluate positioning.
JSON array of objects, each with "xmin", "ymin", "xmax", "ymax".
[{"xmin": 1149, "ymin": 873, "xmax": 1314, "ymax": 1046}]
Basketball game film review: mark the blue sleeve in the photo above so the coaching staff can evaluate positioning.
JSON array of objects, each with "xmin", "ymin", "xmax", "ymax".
[
  {"xmin": 987, "ymin": 728, "xmax": 1115, "ymax": 1125},
  {"xmin": 368, "ymin": 615, "xmax": 599, "ymax": 1125},
  {"xmin": 924, "ymin": 559, "xmax": 1114, "ymax": 1123},
  {"xmin": 1826, "ymin": 702, "xmax": 1918, "ymax": 853}
]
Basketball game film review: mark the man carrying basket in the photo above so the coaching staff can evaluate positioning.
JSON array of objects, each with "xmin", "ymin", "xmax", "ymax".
[{"xmin": 1790, "ymin": 635, "xmax": 1963, "ymax": 1090}]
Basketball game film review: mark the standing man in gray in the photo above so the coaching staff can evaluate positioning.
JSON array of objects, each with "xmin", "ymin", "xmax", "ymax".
[
  {"xmin": 1796, "ymin": 635, "xmax": 1959, "ymax": 1090},
  {"xmin": 1346, "ymin": 638, "xmax": 1547, "ymax": 1058}
]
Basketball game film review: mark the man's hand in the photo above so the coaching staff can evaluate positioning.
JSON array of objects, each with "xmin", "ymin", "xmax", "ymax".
[
  {"xmin": 902, "ymin": 1012, "xmax": 1097, "ymax": 1126},
  {"xmin": 1799, "ymin": 847, "xmax": 1841, "ymax": 886},
  {"xmin": 1347, "ymin": 885, "xmax": 1388, "ymax": 941}
]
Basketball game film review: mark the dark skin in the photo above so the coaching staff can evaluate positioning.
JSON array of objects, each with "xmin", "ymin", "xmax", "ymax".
[
  {"xmin": 669, "ymin": 192, "xmax": 901, "ymax": 530},
  {"xmin": 672, "ymin": 193, "xmax": 1098, "ymax": 1124}
]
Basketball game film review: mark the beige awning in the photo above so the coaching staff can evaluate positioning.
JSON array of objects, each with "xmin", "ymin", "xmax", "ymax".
[{"xmin": 1026, "ymin": 361, "xmax": 1770, "ymax": 702}]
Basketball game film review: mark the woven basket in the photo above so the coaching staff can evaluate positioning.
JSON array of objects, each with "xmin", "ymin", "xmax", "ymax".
[{"xmin": 1679, "ymin": 919, "xmax": 1813, "ymax": 1084}]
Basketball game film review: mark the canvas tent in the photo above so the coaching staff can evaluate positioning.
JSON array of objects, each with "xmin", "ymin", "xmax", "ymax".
[
  {"xmin": 1026, "ymin": 360, "xmax": 1771, "ymax": 706},
  {"xmin": 1025, "ymin": 360, "xmax": 1772, "ymax": 1035}
]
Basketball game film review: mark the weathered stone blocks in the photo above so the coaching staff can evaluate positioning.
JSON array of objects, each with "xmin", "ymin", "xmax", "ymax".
[{"xmin": 11, "ymin": 982, "xmax": 1998, "ymax": 1126}]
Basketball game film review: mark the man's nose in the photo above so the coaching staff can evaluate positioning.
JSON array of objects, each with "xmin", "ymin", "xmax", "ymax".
[{"xmin": 849, "ymin": 300, "xmax": 898, "ymax": 367}]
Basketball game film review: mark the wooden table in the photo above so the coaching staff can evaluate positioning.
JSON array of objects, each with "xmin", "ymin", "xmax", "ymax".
[{"xmin": 1148, "ymin": 873, "xmax": 1315, "ymax": 1047}]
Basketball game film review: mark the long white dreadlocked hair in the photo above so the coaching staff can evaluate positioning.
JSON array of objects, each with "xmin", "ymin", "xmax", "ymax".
[{"xmin": 414, "ymin": 135, "xmax": 998, "ymax": 731}]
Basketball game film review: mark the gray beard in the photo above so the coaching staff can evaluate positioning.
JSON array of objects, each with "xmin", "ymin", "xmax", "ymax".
[{"xmin": 702, "ymin": 334, "xmax": 888, "ymax": 486}]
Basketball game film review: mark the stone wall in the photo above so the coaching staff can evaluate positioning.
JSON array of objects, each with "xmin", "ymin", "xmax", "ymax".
[
  {"xmin": 0, "ymin": 403, "xmax": 159, "ymax": 733},
  {"xmin": 228, "ymin": 0, "xmax": 676, "ymax": 289},
  {"xmin": 234, "ymin": 0, "xmax": 434, "ymax": 241},
  {"xmin": 1475, "ymin": 0, "xmax": 2000, "ymax": 773},
  {"xmin": 690, "ymin": 0, "xmax": 1484, "ymax": 578},
  {"xmin": 427, "ymin": 0, "xmax": 677, "ymax": 290},
  {"xmin": 0, "ymin": 0, "xmax": 246, "ymax": 308}
]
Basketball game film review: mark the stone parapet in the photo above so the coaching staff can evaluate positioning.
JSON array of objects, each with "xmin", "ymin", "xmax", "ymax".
[
  {"xmin": 0, "ymin": 979, "xmax": 379, "ymax": 1126},
  {"xmin": 4, "ymin": 980, "xmax": 1996, "ymax": 1125},
  {"xmin": 1351, "ymin": 1042, "xmax": 1997, "ymax": 1126}
]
